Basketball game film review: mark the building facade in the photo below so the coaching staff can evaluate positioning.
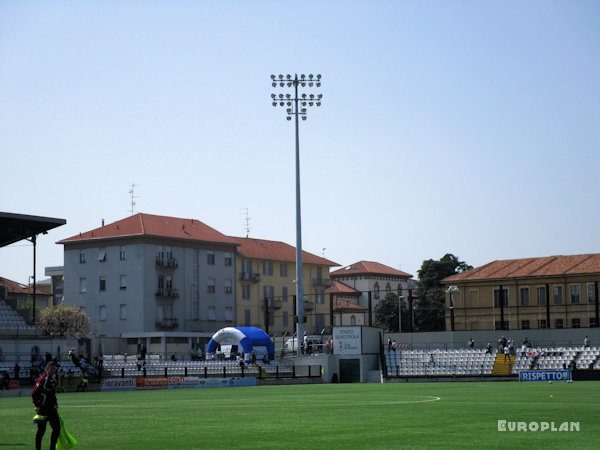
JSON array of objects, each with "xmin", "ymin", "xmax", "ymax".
[
  {"xmin": 59, "ymin": 214, "xmax": 239, "ymax": 355},
  {"xmin": 442, "ymin": 254, "xmax": 600, "ymax": 331},
  {"xmin": 229, "ymin": 236, "xmax": 338, "ymax": 335},
  {"xmin": 330, "ymin": 261, "xmax": 413, "ymax": 326}
]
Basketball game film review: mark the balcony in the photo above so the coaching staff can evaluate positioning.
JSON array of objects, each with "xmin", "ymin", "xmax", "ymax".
[
  {"xmin": 156, "ymin": 318, "xmax": 179, "ymax": 330},
  {"xmin": 239, "ymin": 272, "xmax": 261, "ymax": 283},
  {"xmin": 156, "ymin": 257, "xmax": 178, "ymax": 269},
  {"xmin": 303, "ymin": 300, "xmax": 315, "ymax": 311},
  {"xmin": 155, "ymin": 288, "xmax": 179, "ymax": 299},
  {"xmin": 262, "ymin": 298, "xmax": 283, "ymax": 310},
  {"xmin": 312, "ymin": 277, "xmax": 331, "ymax": 288}
]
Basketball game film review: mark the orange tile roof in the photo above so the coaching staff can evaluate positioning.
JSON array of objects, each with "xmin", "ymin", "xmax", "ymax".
[
  {"xmin": 443, "ymin": 253, "xmax": 600, "ymax": 283},
  {"xmin": 333, "ymin": 298, "xmax": 367, "ymax": 311},
  {"xmin": 331, "ymin": 261, "xmax": 412, "ymax": 278},
  {"xmin": 0, "ymin": 277, "xmax": 48, "ymax": 295},
  {"xmin": 228, "ymin": 236, "xmax": 339, "ymax": 266},
  {"xmin": 58, "ymin": 213, "xmax": 238, "ymax": 246},
  {"xmin": 329, "ymin": 280, "xmax": 361, "ymax": 295}
]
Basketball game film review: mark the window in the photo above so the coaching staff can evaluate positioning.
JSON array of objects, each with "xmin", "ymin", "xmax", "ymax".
[
  {"xmin": 207, "ymin": 251, "xmax": 215, "ymax": 265},
  {"xmin": 571, "ymin": 318, "xmax": 581, "ymax": 328},
  {"xmin": 208, "ymin": 306, "xmax": 216, "ymax": 321},
  {"xmin": 571, "ymin": 285, "xmax": 580, "ymax": 304},
  {"xmin": 120, "ymin": 246, "xmax": 126, "ymax": 261},
  {"xmin": 520, "ymin": 288, "xmax": 529, "ymax": 306},
  {"xmin": 268, "ymin": 311, "xmax": 274, "ymax": 327},
  {"xmin": 120, "ymin": 275, "xmax": 127, "ymax": 290},
  {"xmin": 99, "ymin": 305, "xmax": 107, "ymax": 321},
  {"xmin": 494, "ymin": 289, "xmax": 509, "ymax": 307},
  {"xmin": 99, "ymin": 277, "xmax": 106, "ymax": 292},
  {"xmin": 555, "ymin": 319, "xmax": 563, "ymax": 329},
  {"xmin": 79, "ymin": 251, "xmax": 86, "ymax": 264},
  {"xmin": 385, "ymin": 283, "xmax": 391, "ymax": 293},
  {"xmin": 225, "ymin": 307, "xmax": 233, "ymax": 322},
  {"xmin": 120, "ymin": 304, "xmax": 127, "ymax": 320},
  {"xmin": 282, "ymin": 286, "xmax": 288, "ymax": 302},
  {"xmin": 242, "ymin": 284, "xmax": 251, "ymax": 300},
  {"xmin": 588, "ymin": 284, "xmax": 596, "ymax": 303},
  {"xmin": 537, "ymin": 287, "xmax": 546, "ymax": 306},
  {"xmin": 263, "ymin": 262, "xmax": 273, "ymax": 276},
  {"xmin": 225, "ymin": 279, "xmax": 232, "ymax": 294},
  {"xmin": 158, "ymin": 275, "xmax": 164, "ymax": 290},
  {"xmin": 207, "ymin": 278, "xmax": 215, "ymax": 293},
  {"xmin": 590, "ymin": 317, "xmax": 598, "ymax": 328},
  {"xmin": 224, "ymin": 253, "xmax": 232, "ymax": 267},
  {"xmin": 244, "ymin": 310, "xmax": 251, "ymax": 327},
  {"xmin": 280, "ymin": 263, "xmax": 288, "ymax": 277},
  {"xmin": 98, "ymin": 249, "xmax": 106, "ymax": 262},
  {"xmin": 521, "ymin": 320, "xmax": 530, "ymax": 330},
  {"xmin": 79, "ymin": 278, "xmax": 87, "ymax": 293},
  {"xmin": 538, "ymin": 319, "xmax": 547, "ymax": 329},
  {"xmin": 553, "ymin": 286, "xmax": 563, "ymax": 305},
  {"xmin": 397, "ymin": 285, "xmax": 403, "ymax": 297},
  {"xmin": 495, "ymin": 321, "xmax": 509, "ymax": 330},
  {"xmin": 263, "ymin": 285, "xmax": 274, "ymax": 300},
  {"xmin": 374, "ymin": 282, "xmax": 380, "ymax": 300},
  {"xmin": 316, "ymin": 289, "xmax": 325, "ymax": 305}
]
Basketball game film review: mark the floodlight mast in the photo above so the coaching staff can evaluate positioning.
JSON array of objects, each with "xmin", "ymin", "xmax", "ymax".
[{"xmin": 271, "ymin": 73, "xmax": 322, "ymax": 356}]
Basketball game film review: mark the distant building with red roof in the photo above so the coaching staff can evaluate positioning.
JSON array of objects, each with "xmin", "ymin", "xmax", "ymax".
[
  {"xmin": 331, "ymin": 261, "xmax": 414, "ymax": 326},
  {"xmin": 442, "ymin": 254, "xmax": 600, "ymax": 331},
  {"xmin": 227, "ymin": 236, "xmax": 339, "ymax": 335},
  {"xmin": 58, "ymin": 213, "xmax": 343, "ymax": 355}
]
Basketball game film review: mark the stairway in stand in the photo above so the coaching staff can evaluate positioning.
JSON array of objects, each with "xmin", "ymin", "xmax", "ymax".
[{"xmin": 491, "ymin": 353, "xmax": 514, "ymax": 376}]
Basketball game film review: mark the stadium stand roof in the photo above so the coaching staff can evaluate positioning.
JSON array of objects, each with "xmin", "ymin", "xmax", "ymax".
[{"xmin": 0, "ymin": 212, "xmax": 66, "ymax": 247}]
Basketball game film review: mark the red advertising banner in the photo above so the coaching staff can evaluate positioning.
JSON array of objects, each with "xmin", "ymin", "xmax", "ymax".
[{"xmin": 137, "ymin": 377, "xmax": 168, "ymax": 390}]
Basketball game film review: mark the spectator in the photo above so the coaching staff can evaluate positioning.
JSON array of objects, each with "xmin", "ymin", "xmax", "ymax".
[
  {"xmin": 508, "ymin": 338, "xmax": 514, "ymax": 356},
  {"xmin": 504, "ymin": 345, "xmax": 511, "ymax": 362},
  {"xmin": 485, "ymin": 343, "xmax": 492, "ymax": 354},
  {"xmin": 171, "ymin": 354, "xmax": 177, "ymax": 361},
  {"xmin": 387, "ymin": 338, "xmax": 392, "ymax": 353},
  {"xmin": 14, "ymin": 362, "xmax": 20, "ymax": 380},
  {"xmin": 521, "ymin": 342, "xmax": 528, "ymax": 357},
  {"xmin": 468, "ymin": 338, "xmax": 474, "ymax": 348},
  {"xmin": 584, "ymin": 336, "xmax": 590, "ymax": 348},
  {"xmin": 391, "ymin": 340, "xmax": 398, "ymax": 352}
]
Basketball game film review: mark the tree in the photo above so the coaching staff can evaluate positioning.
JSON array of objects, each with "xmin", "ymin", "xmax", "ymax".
[
  {"xmin": 36, "ymin": 304, "xmax": 90, "ymax": 338},
  {"xmin": 415, "ymin": 254, "xmax": 473, "ymax": 331},
  {"xmin": 374, "ymin": 292, "xmax": 409, "ymax": 333}
]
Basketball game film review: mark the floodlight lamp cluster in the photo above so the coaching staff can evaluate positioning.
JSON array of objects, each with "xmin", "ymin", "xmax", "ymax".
[{"xmin": 270, "ymin": 73, "xmax": 322, "ymax": 121}]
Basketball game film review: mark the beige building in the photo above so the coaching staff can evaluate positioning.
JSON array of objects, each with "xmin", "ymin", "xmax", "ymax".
[
  {"xmin": 442, "ymin": 254, "xmax": 600, "ymax": 331},
  {"xmin": 229, "ymin": 237, "xmax": 338, "ymax": 335}
]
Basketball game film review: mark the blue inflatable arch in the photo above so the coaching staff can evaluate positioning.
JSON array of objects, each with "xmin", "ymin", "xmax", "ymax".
[{"xmin": 206, "ymin": 327, "xmax": 274, "ymax": 361}]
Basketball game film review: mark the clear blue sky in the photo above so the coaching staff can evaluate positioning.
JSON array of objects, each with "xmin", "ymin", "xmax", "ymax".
[{"xmin": 1, "ymin": 1, "xmax": 599, "ymax": 284}]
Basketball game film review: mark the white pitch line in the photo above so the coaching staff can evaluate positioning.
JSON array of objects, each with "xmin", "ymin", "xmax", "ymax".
[{"xmin": 63, "ymin": 396, "xmax": 441, "ymax": 408}]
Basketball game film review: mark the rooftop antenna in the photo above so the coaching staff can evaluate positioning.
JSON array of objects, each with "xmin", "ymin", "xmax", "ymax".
[
  {"xmin": 242, "ymin": 208, "xmax": 251, "ymax": 238},
  {"xmin": 321, "ymin": 248, "xmax": 326, "ymax": 257},
  {"xmin": 129, "ymin": 183, "xmax": 140, "ymax": 215}
]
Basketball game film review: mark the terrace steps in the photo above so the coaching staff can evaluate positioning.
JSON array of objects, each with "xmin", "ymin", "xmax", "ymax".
[{"xmin": 491, "ymin": 353, "xmax": 514, "ymax": 376}]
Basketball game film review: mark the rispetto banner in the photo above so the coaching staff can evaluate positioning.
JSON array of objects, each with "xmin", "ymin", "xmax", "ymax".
[{"xmin": 519, "ymin": 370, "xmax": 572, "ymax": 382}]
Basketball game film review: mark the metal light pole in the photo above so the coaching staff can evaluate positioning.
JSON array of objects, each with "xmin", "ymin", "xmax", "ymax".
[{"xmin": 271, "ymin": 73, "xmax": 322, "ymax": 355}]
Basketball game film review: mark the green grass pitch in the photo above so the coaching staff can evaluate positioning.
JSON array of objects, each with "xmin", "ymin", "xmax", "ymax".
[{"xmin": 1, "ymin": 381, "xmax": 598, "ymax": 449}]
